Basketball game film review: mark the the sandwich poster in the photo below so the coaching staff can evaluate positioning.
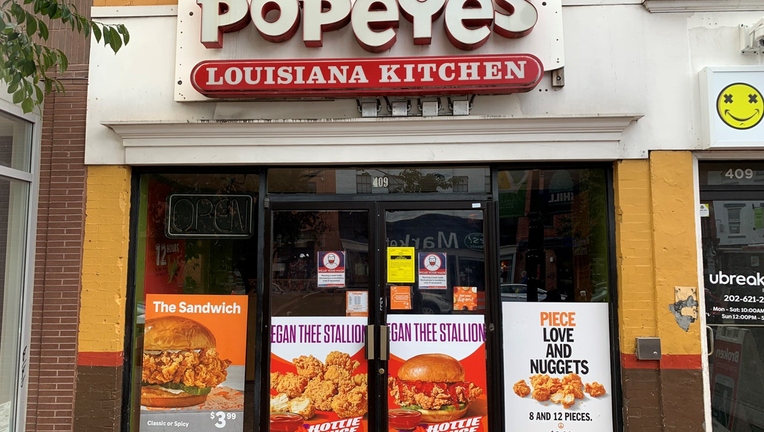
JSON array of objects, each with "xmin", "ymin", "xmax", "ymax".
[
  {"xmin": 140, "ymin": 294, "xmax": 248, "ymax": 432},
  {"xmin": 387, "ymin": 315, "xmax": 488, "ymax": 432},
  {"xmin": 270, "ymin": 316, "xmax": 368, "ymax": 432},
  {"xmin": 502, "ymin": 303, "xmax": 612, "ymax": 432}
]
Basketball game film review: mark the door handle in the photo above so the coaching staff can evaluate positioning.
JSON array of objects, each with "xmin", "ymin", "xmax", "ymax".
[
  {"xmin": 706, "ymin": 326, "xmax": 715, "ymax": 357},
  {"xmin": 380, "ymin": 325, "xmax": 390, "ymax": 361},
  {"xmin": 366, "ymin": 325, "xmax": 376, "ymax": 360}
]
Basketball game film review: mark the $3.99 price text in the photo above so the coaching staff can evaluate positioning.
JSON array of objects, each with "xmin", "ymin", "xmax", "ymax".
[
  {"xmin": 210, "ymin": 412, "xmax": 237, "ymax": 428},
  {"xmin": 529, "ymin": 411, "xmax": 592, "ymax": 422}
]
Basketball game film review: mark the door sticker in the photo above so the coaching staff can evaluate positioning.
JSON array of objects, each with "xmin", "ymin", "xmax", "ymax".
[
  {"xmin": 346, "ymin": 291, "xmax": 369, "ymax": 317},
  {"xmin": 390, "ymin": 286, "xmax": 413, "ymax": 310},
  {"xmin": 318, "ymin": 251, "xmax": 346, "ymax": 288},
  {"xmin": 270, "ymin": 317, "xmax": 368, "ymax": 432},
  {"xmin": 387, "ymin": 247, "xmax": 415, "ymax": 283},
  {"xmin": 454, "ymin": 287, "xmax": 478, "ymax": 311},
  {"xmin": 418, "ymin": 253, "xmax": 447, "ymax": 290}
]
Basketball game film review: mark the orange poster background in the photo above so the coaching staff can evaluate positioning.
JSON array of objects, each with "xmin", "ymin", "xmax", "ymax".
[
  {"xmin": 390, "ymin": 286, "xmax": 412, "ymax": 310},
  {"xmin": 146, "ymin": 294, "xmax": 248, "ymax": 365}
]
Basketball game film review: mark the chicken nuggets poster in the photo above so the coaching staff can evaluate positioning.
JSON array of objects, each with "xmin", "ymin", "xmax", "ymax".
[
  {"xmin": 140, "ymin": 294, "xmax": 248, "ymax": 432},
  {"xmin": 270, "ymin": 317, "xmax": 369, "ymax": 432},
  {"xmin": 502, "ymin": 303, "xmax": 612, "ymax": 432},
  {"xmin": 387, "ymin": 315, "xmax": 489, "ymax": 432}
]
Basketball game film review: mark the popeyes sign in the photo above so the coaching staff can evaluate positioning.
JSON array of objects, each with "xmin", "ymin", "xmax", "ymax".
[{"xmin": 176, "ymin": 0, "xmax": 563, "ymax": 100}]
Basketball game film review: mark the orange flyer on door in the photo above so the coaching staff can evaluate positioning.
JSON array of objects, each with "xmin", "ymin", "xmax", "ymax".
[
  {"xmin": 390, "ymin": 286, "xmax": 412, "ymax": 310},
  {"xmin": 454, "ymin": 287, "xmax": 478, "ymax": 311},
  {"xmin": 141, "ymin": 294, "xmax": 248, "ymax": 432}
]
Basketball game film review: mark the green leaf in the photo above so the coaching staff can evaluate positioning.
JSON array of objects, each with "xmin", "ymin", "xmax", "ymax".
[
  {"xmin": 25, "ymin": 13, "xmax": 36, "ymax": 36},
  {"xmin": 118, "ymin": 24, "xmax": 129, "ymax": 45},
  {"xmin": 43, "ymin": 79, "xmax": 51, "ymax": 95},
  {"xmin": 0, "ymin": 14, "xmax": 6, "ymax": 32},
  {"xmin": 57, "ymin": 49, "xmax": 67, "ymax": 72},
  {"xmin": 47, "ymin": 3, "xmax": 57, "ymax": 18},
  {"xmin": 21, "ymin": 97, "xmax": 33, "ymax": 113},
  {"xmin": 101, "ymin": 25, "xmax": 110, "ymax": 45},
  {"xmin": 12, "ymin": 89, "xmax": 24, "ymax": 104},
  {"xmin": 61, "ymin": 5, "xmax": 70, "ymax": 21},
  {"xmin": 109, "ymin": 26, "xmax": 121, "ymax": 52},
  {"xmin": 91, "ymin": 22, "xmax": 101, "ymax": 41},
  {"xmin": 38, "ymin": 19, "xmax": 48, "ymax": 39},
  {"xmin": 34, "ymin": 84, "xmax": 43, "ymax": 103}
]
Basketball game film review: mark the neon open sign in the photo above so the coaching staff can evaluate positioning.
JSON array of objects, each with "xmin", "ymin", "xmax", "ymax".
[{"xmin": 166, "ymin": 194, "xmax": 254, "ymax": 238}]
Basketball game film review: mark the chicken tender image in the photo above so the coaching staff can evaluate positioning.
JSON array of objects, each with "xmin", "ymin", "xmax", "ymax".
[
  {"xmin": 326, "ymin": 351, "xmax": 360, "ymax": 374},
  {"xmin": 541, "ymin": 377, "xmax": 563, "ymax": 394},
  {"xmin": 586, "ymin": 382, "xmax": 606, "ymax": 397},
  {"xmin": 289, "ymin": 396, "xmax": 316, "ymax": 420},
  {"xmin": 304, "ymin": 378, "xmax": 337, "ymax": 411},
  {"xmin": 530, "ymin": 374, "xmax": 550, "ymax": 389},
  {"xmin": 513, "ymin": 380, "xmax": 531, "ymax": 398},
  {"xmin": 270, "ymin": 393, "xmax": 289, "ymax": 412},
  {"xmin": 562, "ymin": 373, "xmax": 582, "ymax": 386},
  {"xmin": 562, "ymin": 392, "xmax": 575, "ymax": 409},
  {"xmin": 531, "ymin": 387, "xmax": 551, "ymax": 402},
  {"xmin": 270, "ymin": 372, "xmax": 282, "ymax": 390},
  {"xmin": 331, "ymin": 385, "xmax": 368, "ymax": 419},
  {"xmin": 275, "ymin": 372, "xmax": 309, "ymax": 398},
  {"xmin": 550, "ymin": 391, "xmax": 564, "ymax": 404},
  {"xmin": 563, "ymin": 382, "xmax": 584, "ymax": 400},
  {"xmin": 293, "ymin": 355, "xmax": 324, "ymax": 380}
]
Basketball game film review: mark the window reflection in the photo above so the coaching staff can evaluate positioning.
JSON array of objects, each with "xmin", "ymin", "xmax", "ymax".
[{"xmin": 498, "ymin": 169, "xmax": 610, "ymax": 303}]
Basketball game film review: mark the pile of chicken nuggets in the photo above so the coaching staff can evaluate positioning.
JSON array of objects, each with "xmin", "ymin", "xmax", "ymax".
[
  {"xmin": 270, "ymin": 351, "xmax": 368, "ymax": 419},
  {"xmin": 513, "ymin": 374, "xmax": 606, "ymax": 409}
]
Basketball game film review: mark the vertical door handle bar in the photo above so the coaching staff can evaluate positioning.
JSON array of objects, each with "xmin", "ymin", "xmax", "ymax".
[
  {"xmin": 366, "ymin": 325, "xmax": 376, "ymax": 360},
  {"xmin": 380, "ymin": 325, "xmax": 390, "ymax": 361},
  {"xmin": 706, "ymin": 326, "xmax": 714, "ymax": 357}
]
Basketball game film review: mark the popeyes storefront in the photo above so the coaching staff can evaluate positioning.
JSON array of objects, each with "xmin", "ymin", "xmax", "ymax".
[{"xmin": 78, "ymin": 0, "xmax": 645, "ymax": 431}]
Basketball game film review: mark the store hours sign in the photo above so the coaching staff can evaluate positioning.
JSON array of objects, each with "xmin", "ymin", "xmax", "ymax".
[{"xmin": 175, "ymin": 0, "xmax": 563, "ymax": 100}]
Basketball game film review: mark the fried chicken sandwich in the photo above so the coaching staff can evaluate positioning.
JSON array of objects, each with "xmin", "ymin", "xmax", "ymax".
[
  {"xmin": 388, "ymin": 354, "xmax": 482, "ymax": 423},
  {"xmin": 141, "ymin": 316, "xmax": 231, "ymax": 407}
]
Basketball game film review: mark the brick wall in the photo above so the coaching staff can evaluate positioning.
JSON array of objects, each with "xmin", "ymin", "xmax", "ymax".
[{"xmin": 25, "ymin": 65, "xmax": 89, "ymax": 432}]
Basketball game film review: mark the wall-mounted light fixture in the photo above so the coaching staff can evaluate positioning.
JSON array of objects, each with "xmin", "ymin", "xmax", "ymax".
[{"xmin": 741, "ymin": 19, "xmax": 764, "ymax": 54}]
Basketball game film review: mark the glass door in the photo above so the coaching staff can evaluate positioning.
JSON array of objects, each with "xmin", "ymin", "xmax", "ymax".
[
  {"xmin": 267, "ymin": 203, "xmax": 377, "ymax": 432},
  {"xmin": 381, "ymin": 202, "xmax": 492, "ymax": 432},
  {"xmin": 265, "ymin": 201, "xmax": 495, "ymax": 432}
]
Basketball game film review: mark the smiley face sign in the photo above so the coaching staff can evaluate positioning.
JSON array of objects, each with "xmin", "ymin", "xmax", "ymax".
[{"xmin": 716, "ymin": 83, "xmax": 764, "ymax": 130}]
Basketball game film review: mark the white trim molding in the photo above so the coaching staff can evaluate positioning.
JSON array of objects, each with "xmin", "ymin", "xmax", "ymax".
[
  {"xmin": 91, "ymin": 5, "xmax": 177, "ymax": 18},
  {"xmin": 102, "ymin": 115, "xmax": 643, "ymax": 165},
  {"xmin": 643, "ymin": 0, "xmax": 764, "ymax": 12}
]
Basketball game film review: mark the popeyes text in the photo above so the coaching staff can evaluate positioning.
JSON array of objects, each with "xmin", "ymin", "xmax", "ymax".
[{"xmin": 196, "ymin": 0, "xmax": 539, "ymax": 52}]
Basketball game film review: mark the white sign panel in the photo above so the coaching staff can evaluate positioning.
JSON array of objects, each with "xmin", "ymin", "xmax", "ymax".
[
  {"xmin": 502, "ymin": 302, "xmax": 612, "ymax": 432},
  {"xmin": 700, "ymin": 67, "xmax": 764, "ymax": 148},
  {"xmin": 174, "ymin": 0, "xmax": 563, "ymax": 101}
]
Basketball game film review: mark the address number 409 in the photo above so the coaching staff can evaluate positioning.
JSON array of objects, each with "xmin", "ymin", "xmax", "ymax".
[{"xmin": 725, "ymin": 169, "xmax": 755, "ymax": 180}]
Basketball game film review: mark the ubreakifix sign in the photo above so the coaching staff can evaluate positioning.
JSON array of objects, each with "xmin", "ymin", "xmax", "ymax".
[{"xmin": 175, "ymin": 0, "xmax": 562, "ymax": 100}]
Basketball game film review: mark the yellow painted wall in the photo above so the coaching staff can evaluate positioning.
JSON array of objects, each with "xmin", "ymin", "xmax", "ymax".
[
  {"xmin": 615, "ymin": 151, "xmax": 701, "ymax": 356},
  {"xmin": 78, "ymin": 166, "xmax": 132, "ymax": 353}
]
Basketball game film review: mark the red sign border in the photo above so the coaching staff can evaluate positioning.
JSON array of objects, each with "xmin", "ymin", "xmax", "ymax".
[{"xmin": 190, "ymin": 53, "xmax": 544, "ymax": 98}]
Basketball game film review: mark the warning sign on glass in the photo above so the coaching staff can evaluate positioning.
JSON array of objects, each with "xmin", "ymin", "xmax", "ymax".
[
  {"xmin": 318, "ymin": 251, "xmax": 346, "ymax": 288},
  {"xmin": 418, "ymin": 253, "xmax": 447, "ymax": 290}
]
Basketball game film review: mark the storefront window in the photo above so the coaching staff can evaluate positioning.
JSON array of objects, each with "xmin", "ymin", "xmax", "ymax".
[
  {"xmin": 130, "ymin": 173, "xmax": 259, "ymax": 432},
  {"xmin": 0, "ymin": 111, "xmax": 32, "ymax": 172},
  {"xmin": 700, "ymin": 162, "xmax": 764, "ymax": 432},
  {"xmin": 0, "ymin": 178, "xmax": 29, "ymax": 429},
  {"xmin": 498, "ymin": 168, "xmax": 610, "ymax": 302},
  {"xmin": 0, "ymin": 108, "xmax": 35, "ymax": 432}
]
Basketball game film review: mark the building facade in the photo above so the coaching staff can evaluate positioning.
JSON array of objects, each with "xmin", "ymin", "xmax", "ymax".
[{"xmin": 6, "ymin": 1, "xmax": 764, "ymax": 432}]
